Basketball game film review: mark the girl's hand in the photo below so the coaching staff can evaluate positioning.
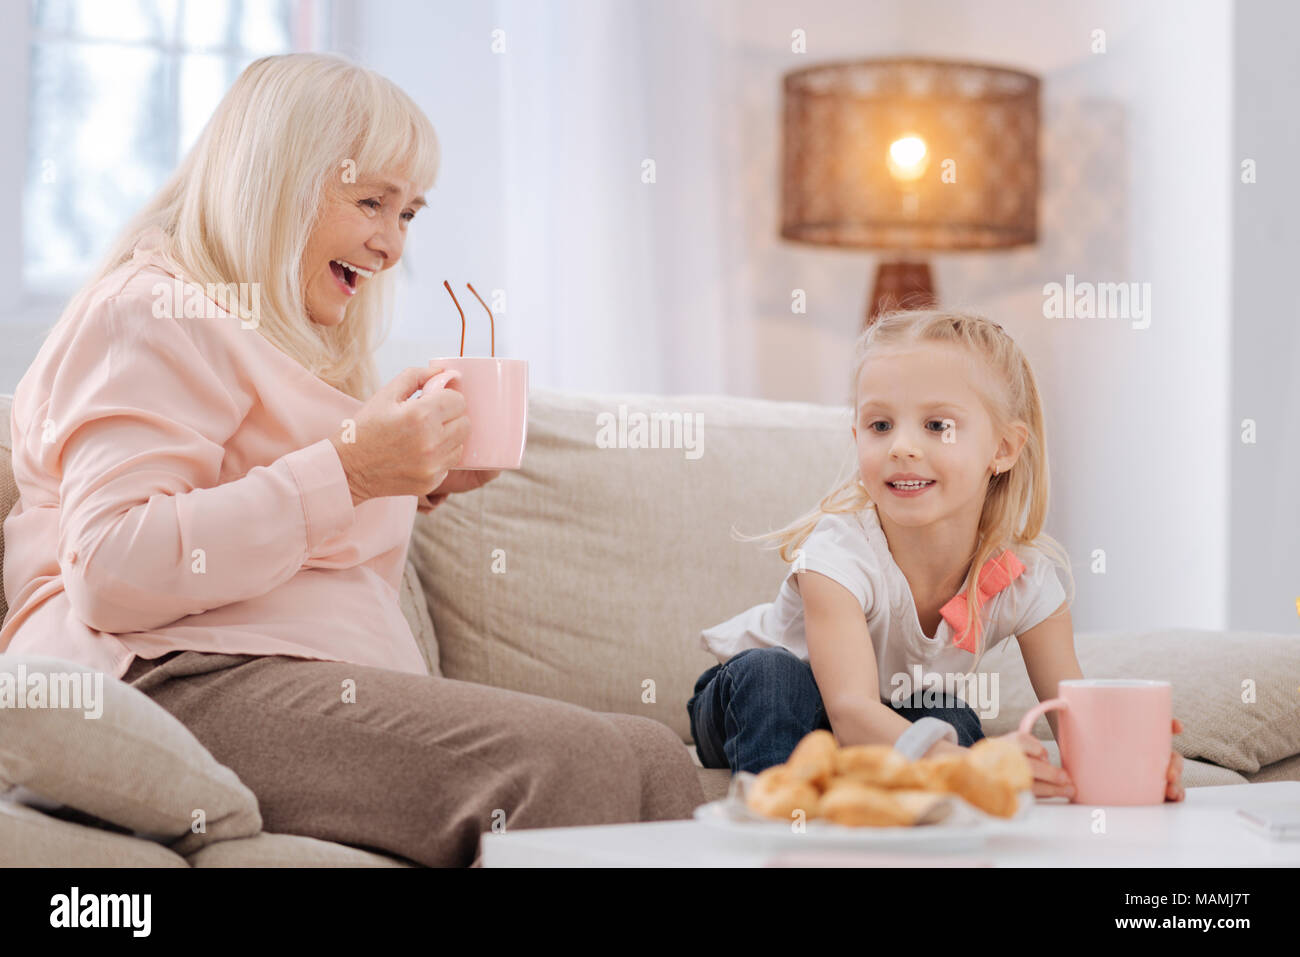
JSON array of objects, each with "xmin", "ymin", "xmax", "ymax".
[
  {"xmin": 992, "ymin": 730, "xmax": 1075, "ymax": 800},
  {"xmin": 1165, "ymin": 717, "xmax": 1186, "ymax": 802},
  {"xmin": 994, "ymin": 721, "xmax": 1186, "ymax": 802}
]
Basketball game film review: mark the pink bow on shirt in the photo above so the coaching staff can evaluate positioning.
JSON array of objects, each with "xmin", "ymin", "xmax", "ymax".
[{"xmin": 939, "ymin": 549, "xmax": 1026, "ymax": 652}]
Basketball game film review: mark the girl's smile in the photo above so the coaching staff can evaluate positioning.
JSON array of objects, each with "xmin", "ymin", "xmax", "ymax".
[{"xmin": 885, "ymin": 479, "xmax": 936, "ymax": 498}]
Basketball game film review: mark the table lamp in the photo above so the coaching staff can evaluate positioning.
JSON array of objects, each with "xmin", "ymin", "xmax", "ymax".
[{"xmin": 780, "ymin": 57, "xmax": 1040, "ymax": 326}]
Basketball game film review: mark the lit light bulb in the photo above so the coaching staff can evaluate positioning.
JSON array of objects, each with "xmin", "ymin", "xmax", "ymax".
[{"xmin": 887, "ymin": 134, "xmax": 929, "ymax": 182}]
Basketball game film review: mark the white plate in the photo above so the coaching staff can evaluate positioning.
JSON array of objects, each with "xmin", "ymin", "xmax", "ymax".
[{"xmin": 693, "ymin": 771, "xmax": 1035, "ymax": 851}]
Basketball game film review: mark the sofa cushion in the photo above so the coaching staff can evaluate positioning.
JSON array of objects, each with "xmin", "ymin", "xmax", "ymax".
[
  {"xmin": 187, "ymin": 831, "xmax": 414, "ymax": 867},
  {"xmin": 412, "ymin": 387, "xmax": 854, "ymax": 743},
  {"xmin": 0, "ymin": 653, "xmax": 262, "ymax": 855},
  {"xmin": 1244, "ymin": 753, "xmax": 1300, "ymax": 784},
  {"xmin": 977, "ymin": 630, "xmax": 1300, "ymax": 774},
  {"xmin": 399, "ymin": 556, "xmax": 439, "ymax": 676},
  {"xmin": 0, "ymin": 798, "xmax": 190, "ymax": 867}
]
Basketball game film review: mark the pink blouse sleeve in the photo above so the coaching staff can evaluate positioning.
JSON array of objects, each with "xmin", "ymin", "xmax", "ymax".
[{"xmin": 47, "ymin": 294, "xmax": 356, "ymax": 633}]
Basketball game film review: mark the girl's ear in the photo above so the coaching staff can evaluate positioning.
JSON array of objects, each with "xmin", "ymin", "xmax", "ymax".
[{"xmin": 998, "ymin": 420, "xmax": 1030, "ymax": 463}]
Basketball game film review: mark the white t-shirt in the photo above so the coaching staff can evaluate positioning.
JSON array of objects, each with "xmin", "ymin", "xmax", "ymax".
[{"xmin": 699, "ymin": 506, "xmax": 1066, "ymax": 705}]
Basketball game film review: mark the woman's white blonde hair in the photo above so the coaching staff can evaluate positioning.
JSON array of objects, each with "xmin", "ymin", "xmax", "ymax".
[
  {"xmin": 45, "ymin": 52, "xmax": 440, "ymax": 400},
  {"xmin": 743, "ymin": 307, "xmax": 1075, "ymax": 671}
]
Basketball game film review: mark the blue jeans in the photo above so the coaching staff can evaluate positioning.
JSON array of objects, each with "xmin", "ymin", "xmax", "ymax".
[{"xmin": 686, "ymin": 646, "xmax": 985, "ymax": 774}]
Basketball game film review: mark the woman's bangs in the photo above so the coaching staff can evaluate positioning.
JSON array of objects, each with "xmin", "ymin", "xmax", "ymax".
[{"xmin": 353, "ymin": 86, "xmax": 439, "ymax": 192}]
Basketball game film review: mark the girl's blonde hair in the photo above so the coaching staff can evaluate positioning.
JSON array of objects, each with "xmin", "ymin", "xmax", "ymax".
[
  {"xmin": 44, "ymin": 52, "xmax": 440, "ymax": 400},
  {"xmin": 748, "ymin": 307, "xmax": 1075, "ymax": 671}
]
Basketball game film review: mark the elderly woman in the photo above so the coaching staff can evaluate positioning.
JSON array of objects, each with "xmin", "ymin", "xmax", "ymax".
[{"xmin": 0, "ymin": 53, "xmax": 704, "ymax": 867}]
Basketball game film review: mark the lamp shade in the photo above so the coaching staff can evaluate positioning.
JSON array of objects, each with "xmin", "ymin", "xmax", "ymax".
[{"xmin": 780, "ymin": 58, "xmax": 1040, "ymax": 251}]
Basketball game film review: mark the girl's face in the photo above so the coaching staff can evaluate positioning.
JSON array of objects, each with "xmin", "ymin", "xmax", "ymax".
[
  {"xmin": 301, "ymin": 170, "xmax": 426, "ymax": 326},
  {"xmin": 852, "ymin": 343, "xmax": 1026, "ymax": 528}
]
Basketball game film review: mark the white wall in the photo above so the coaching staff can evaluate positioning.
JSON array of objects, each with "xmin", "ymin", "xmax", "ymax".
[{"xmin": 1230, "ymin": 0, "xmax": 1300, "ymax": 632}]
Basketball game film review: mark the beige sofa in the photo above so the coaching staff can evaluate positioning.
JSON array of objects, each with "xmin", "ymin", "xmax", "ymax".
[{"xmin": 3, "ymin": 388, "xmax": 1298, "ymax": 866}]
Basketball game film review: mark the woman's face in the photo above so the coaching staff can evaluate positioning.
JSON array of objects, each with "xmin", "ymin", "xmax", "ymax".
[
  {"xmin": 851, "ymin": 343, "xmax": 1025, "ymax": 528},
  {"xmin": 301, "ymin": 171, "xmax": 426, "ymax": 326}
]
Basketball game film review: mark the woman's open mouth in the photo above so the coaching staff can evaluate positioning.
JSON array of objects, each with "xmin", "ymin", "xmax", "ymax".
[
  {"xmin": 329, "ymin": 259, "xmax": 373, "ymax": 297},
  {"xmin": 329, "ymin": 260, "xmax": 356, "ymax": 297},
  {"xmin": 886, "ymin": 479, "xmax": 935, "ymax": 498}
]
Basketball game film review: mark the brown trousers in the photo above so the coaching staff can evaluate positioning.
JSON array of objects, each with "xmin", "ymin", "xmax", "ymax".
[{"xmin": 123, "ymin": 650, "xmax": 706, "ymax": 867}]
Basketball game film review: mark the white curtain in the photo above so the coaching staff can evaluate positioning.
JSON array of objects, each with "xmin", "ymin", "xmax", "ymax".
[{"xmin": 494, "ymin": 0, "xmax": 734, "ymax": 395}]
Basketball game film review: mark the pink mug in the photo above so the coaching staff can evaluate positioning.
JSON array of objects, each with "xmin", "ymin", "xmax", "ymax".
[
  {"xmin": 426, "ymin": 357, "xmax": 528, "ymax": 470},
  {"xmin": 1017, "ymin": 679, "xmax": 1172, "ymax": 806}
]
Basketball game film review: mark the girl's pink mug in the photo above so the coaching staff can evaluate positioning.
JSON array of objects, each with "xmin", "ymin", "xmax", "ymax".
[
  {"xmin": 426, "ymin": 357, "xmax": 528, "ymax": 470},
  {"xmin": 1017, "ymin": 679, "xmax": 1172, "ymax": 806}
]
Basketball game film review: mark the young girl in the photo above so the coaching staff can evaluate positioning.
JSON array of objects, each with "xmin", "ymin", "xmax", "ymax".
[{"xmin": 688, "ymin": 309, "xmax": 1186, "ymax": 802}]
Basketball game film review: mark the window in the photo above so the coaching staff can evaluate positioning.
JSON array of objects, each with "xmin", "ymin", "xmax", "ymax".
[{"xmin": 24, "ymin": 0, "xmax": 331, "ymax": 294}]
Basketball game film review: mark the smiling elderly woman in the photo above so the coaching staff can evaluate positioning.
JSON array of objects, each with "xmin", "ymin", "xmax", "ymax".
[{"xmin": 0, "ymin": 53, "xmax": 703, "ymax": 867}]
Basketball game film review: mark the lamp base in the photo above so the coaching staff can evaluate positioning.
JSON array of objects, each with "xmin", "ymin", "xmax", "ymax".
[{"xmin": 866, "ymin": 260, "xmax": 937, "ymax": 327}]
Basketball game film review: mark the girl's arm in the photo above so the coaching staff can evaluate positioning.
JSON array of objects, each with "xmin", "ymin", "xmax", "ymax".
[
  {"xmin": 1015, "ymin": 600, "xmax": 1084, "ymax": 744},
  {"xmin": 799, "ymin": 570, "xmax": 963, "ymax": 757}
]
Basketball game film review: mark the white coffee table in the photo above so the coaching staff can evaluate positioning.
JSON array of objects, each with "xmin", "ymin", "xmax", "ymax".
[{"xmin": 480, "ymin": 782, "xmax": 1300, "ymax": 867}]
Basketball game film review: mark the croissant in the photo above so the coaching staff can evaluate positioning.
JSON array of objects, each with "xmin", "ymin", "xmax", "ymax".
[
  {"xmin": 785, "ymin": 729, "xmax": 839, "ymax": 788},
  {"xmin": 833, "ymin": 744, "xmax": 909, "ymax": 785},
  {"xmin": 820, "ymin": 782, "xmax": 915, "ymax": 827},
  {"xmin": 942, "ymin": 737, "xmax": 1032, "ymax": 818},
  {"xmin": 743, "ymin": 729, "xmax": 1032, "ymax": 825},
  {"xmin": 747, "ymin": 765, "xmax": 822, "ymax": 820}
]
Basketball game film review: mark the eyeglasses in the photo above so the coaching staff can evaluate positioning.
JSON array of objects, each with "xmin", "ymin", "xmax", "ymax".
[{"xmin": 443, "ymin": 281, "xmax": 495, "ymax": 357}]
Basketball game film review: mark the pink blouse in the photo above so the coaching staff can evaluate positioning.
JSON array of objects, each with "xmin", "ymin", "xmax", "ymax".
[{"xmin": 1, "ymin": 228, "xmax": 429, "ymax": 681}]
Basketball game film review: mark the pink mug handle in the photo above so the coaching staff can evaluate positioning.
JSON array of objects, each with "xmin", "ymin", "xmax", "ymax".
[{"xmin": 1018, "ymin": 697, "xmax": 1067, "ymax": 737}]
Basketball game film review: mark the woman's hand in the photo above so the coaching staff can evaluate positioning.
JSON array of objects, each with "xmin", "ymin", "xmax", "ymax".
[
  {"xmin": 414, "ymin": 471, "xmax": 501, "ymax": 513},
  {"xmin": 432, "ymin": 469, "xmax": 501, "ymax": 496},
  {"xmin": 1165, "ymin": 717, "xmax": 1186, "ymax": 802},
  {"xmin": 329, "ymin": 365, "xmax": 469, "ymax": 507},
  {"xmin": 415, "ymin": 493, "xmax": 447, "ymax": 515},
  {"xmin": 993, "ymin": 730, "xmax": 1075, "ymax": 800}
]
